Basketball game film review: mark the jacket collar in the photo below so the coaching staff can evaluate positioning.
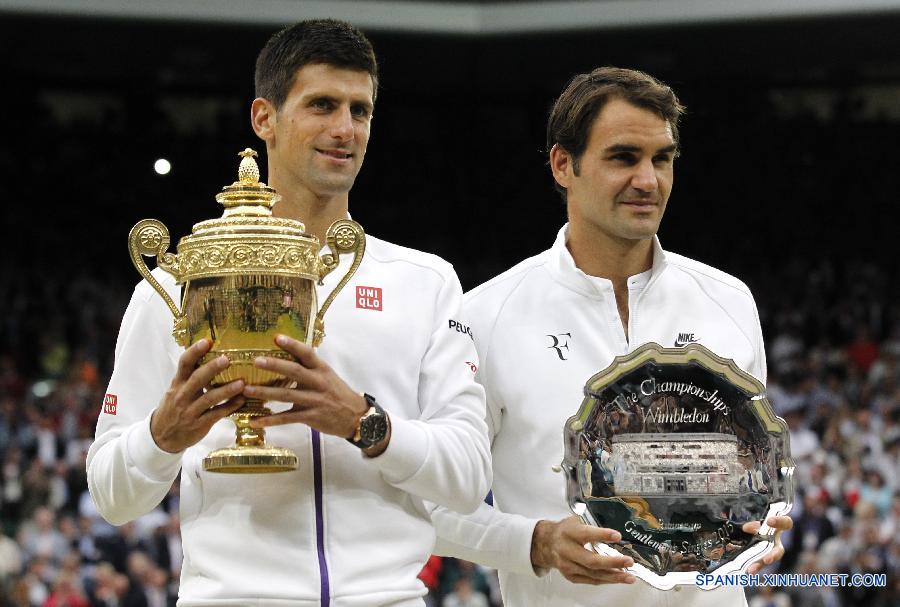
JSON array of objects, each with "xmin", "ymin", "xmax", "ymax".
[{"xmin": 546, "ymin": 223, "xmax": 668, "ymax": 297}]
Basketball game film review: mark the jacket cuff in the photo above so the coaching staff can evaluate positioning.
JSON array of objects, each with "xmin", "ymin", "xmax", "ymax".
[
  {"xmin": 510, "ymin": 516, "xmax": 547, "ymax": 577},
  {"xmin": 123, "ymin": 413, "xmax": 183, "ymax": 483},
  {"xmin": 366, "ymin": 415, "xmax": 429, "ymax": 482}
]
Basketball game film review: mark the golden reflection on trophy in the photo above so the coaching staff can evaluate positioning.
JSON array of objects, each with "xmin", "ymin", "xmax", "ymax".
[{"xmin": 127, "ymin": 149, "xmax": 364, "ymax": 473}]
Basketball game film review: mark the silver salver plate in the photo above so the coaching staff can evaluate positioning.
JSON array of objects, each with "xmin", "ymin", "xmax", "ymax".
[{"xmin": 561, "ymin": 343, "xmax": 794, "ymax": 589}]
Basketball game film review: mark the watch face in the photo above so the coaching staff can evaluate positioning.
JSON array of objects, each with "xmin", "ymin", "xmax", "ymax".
[{"xmin": 361, "ymin": 414, "xmax": 388, "ymax": 445}]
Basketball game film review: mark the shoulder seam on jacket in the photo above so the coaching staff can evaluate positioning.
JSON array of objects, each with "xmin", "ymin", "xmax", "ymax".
[
  {"xmin": 673, "ymin": 265, "xmax": 757, "ymax": 354},
  {"xmin": 364, "ymin": 240, "xmax": 450, "ymax": 283},
  {"xmin": 467, "ymin": 255, "xmax": 549, "ymax": 302},
  {"xmin": 471, "ymin": 260, "xmax": 549, "ymax": 381},
  {"xmin": 666, "ymin": 256, "xmax": 750, "ymax": 295}
]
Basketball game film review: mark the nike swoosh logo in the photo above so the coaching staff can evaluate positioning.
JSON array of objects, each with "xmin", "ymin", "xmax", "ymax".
[{"xmin": 674, "ymin": 339, "xmax": 699, "ymax": 347}]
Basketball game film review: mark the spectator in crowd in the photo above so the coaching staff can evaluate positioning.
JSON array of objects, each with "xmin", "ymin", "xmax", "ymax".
[
  {"xmin": 749, "ymin": 585, "xmax": 792, "ymax": 607},
  {"xmin": 83, "ymin": 562, "xmax": 128, "ymax": 607},
  {"xmin": 42, "ymin": 570, "xmax": 89, "ymax": 607},
  {"xmin": 17, "ymin": 507, "xmax": 68, "ymax": 567},
  {"xmin": 847, "ymin": 327, "xmax": 879, "ymax": 374},
  {"xmin": 442, "ymin": 577, "xmax": 489, "ymax": 607},
  {"xmin": 419, "ymin": 555, "xmax": 443, "ymax": 607},
  {"xmin": 859, "ymin": 470, "xmax": 892, "ymax": 516},
  {"xmin": 0, "ymin": 529, "xmax": 23, "ymax": 594}
]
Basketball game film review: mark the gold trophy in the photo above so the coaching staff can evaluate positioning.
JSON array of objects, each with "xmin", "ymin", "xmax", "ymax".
[{"xmin": 128, "ymin": 149, "xmax": 364, "ymax": 474}]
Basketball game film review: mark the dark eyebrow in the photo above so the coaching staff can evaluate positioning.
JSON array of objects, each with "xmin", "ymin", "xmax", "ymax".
[
  {"xmin": 604, "ymin": 144, "xmax": 641, "ymax": 154},
  {"xmin": 655, "ymin": 144, "xmax": 678, "ymax": 156},
  {"xmin": 351, "ymin": 100, "xmax": 374, "ymax": 114},
  {"xmin": 604, "ymin": 143, "xmax": 678, "ymax": 155},
  {"xmin": 309, "ymin": 94, "xmax": 338, "ymax": 104}
]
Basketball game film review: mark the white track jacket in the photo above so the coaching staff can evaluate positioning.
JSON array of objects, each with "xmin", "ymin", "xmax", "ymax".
[
  {"xmin": 88, "ymin": 235, "xmax": 492, "ymax": 607},
  {"xmin": 432, "ymin": 225, "xmax": 765, "ymax": 607}
]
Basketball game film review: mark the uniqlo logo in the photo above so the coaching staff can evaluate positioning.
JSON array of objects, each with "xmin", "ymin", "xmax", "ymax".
[
  {"xmin": 356, "ymin": 286, "xmax": 382, "ymax": 311},
  {"xmin": 103, "ymin": 394, "xmax": 117, "ymax": 415}
]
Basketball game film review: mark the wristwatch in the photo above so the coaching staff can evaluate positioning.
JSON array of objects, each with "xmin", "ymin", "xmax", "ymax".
[{"xmin": 348, "ymin": 393, "xmax": 390, "ymax": 450}]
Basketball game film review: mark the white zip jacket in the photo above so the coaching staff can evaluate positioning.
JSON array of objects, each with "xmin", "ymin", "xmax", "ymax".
[
  {"xmin": 432, "ymin": 225, "xmax": 765, "ymax": 607},
  {"xmin": 88, "ymin": 234, "xmax": 492, "ymax": 607}
]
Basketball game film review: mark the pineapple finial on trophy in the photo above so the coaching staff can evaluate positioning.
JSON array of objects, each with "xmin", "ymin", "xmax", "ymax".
[
  {"xmin": 215, "ymin": 148, "xmax": 280, "ymax": 215},
  {"xmin": 238, "ymin": 148, "xmax": 260, "ymax": 184}
]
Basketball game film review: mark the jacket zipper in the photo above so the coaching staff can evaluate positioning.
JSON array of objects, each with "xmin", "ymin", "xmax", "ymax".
[{"xmin": 311, "ymin": 430, "xmax": 331, "ymax": 606}]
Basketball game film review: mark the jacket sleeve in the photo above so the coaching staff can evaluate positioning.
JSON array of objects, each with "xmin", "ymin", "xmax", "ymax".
[
  {"xmin": 428, "ymin": 285, "xmax": 541, "ymax": 575},
  {"xmin": 429, "ymin": 389, "xmax": 540, "ymax": 575},
  {"xmin": 432, "ymin": 500, "xmax": 540, "ymax": 575},
  {"xmin": 750, "ymin": 291, "xmax": 768, "ymax": 385},
  {"xmin": 366, "ymin": 268, "xmax": 492, "ymax": 514},
  {"xmin": 86, "ymin": 277, "xmax": 184, "ymax": 525}
]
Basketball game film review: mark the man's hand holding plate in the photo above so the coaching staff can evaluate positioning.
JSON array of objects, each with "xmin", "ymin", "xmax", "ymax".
[
  {"xmin": 742, "ymin": 515, "xmax": 794, "ymax": 574},
  {"xmin": 531, "ymin": 515, "xmax": 637, "ymax": 585}
]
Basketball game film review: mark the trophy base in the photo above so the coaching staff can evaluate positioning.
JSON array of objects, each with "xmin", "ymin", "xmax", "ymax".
[{"xmin": 203, "ymin": 445, "xmax": 299, "ymax": 474}]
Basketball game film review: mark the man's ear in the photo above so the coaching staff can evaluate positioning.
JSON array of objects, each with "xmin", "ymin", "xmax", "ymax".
[
  {"xmin": 549, "ymin": 143, "xmax": 573, "ymax": 190},
  {"xmin": 251, "ymin": 98, "xmax": 277, "ymax": 142}
]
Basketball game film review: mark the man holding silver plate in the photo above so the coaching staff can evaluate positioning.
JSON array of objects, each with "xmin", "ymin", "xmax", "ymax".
[
  {"xmin": 432, "ymin": 67, "xmax": 793, "ymax": 605},
  {"xmin": 87, "ymin": 20, "xmax": 491, "ymax": 606}
]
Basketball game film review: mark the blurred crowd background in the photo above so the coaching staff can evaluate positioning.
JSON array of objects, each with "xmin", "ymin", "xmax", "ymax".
[{"xmin": 2, "ymin": 2, "xmax": 900, "ymax": 606}]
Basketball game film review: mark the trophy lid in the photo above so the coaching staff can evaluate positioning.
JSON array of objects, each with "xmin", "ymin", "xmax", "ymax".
[{"xmin": 165, "ymin": 149, "xmax": 321, "ymax": 281}]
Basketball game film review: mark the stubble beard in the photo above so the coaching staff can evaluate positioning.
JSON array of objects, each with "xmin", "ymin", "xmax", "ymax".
[{"xmin": 307, "ymin": 162, "xmax": 360, "ymax": 199}]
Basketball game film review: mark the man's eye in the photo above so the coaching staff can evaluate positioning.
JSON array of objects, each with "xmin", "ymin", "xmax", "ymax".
[
  {"xmin": 653, "ymin": 155, "xmax": 673, "ymax": 165},
  {"xmin": 311, "ymin": 99, "xmax": 332, "ymax": 110},
  {"xmin": 351, "ymin": 105, "xmax": 371, "ymax": 119},
  {"xmin": 611, "ymin": 154, "xmax": 636, "ymax": 164}
]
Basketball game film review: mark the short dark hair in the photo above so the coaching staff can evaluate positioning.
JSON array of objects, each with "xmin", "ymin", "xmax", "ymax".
[
  {"xmin": 255, "ymin": 19, "xmax": 379, "ymax": 109},
  {"xmin": 547, "ymin": 67, "xmax": 685, "ymax": 196}
]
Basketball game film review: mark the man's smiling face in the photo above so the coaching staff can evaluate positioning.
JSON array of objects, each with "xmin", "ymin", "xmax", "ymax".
[{"xmin": 267, "ymin": 63, "xmax": 374, "ymax": 197}]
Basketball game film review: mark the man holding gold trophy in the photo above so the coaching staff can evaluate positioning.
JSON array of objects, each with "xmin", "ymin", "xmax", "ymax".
[
  {"xmin": 431, "ymin": 68, "xmax": 794, "ymax": 605},
  {"xmin": 87, "ymin": 20, "xmax": 491, "ymax": 606}
]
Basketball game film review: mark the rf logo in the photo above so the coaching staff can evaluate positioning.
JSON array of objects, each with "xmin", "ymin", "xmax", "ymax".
[{"xmin": 547, "ymin": 333, "xmax": 571, "ymax": 361}]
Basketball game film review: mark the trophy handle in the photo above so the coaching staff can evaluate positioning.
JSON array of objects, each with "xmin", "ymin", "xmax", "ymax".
[
  {"xmin": 313, "ymin": 219, "xmax": 366, "ymax": 346},
  {"xmin": 128, "ymin": 219, "xmax": 189, "ymax": 347}
]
